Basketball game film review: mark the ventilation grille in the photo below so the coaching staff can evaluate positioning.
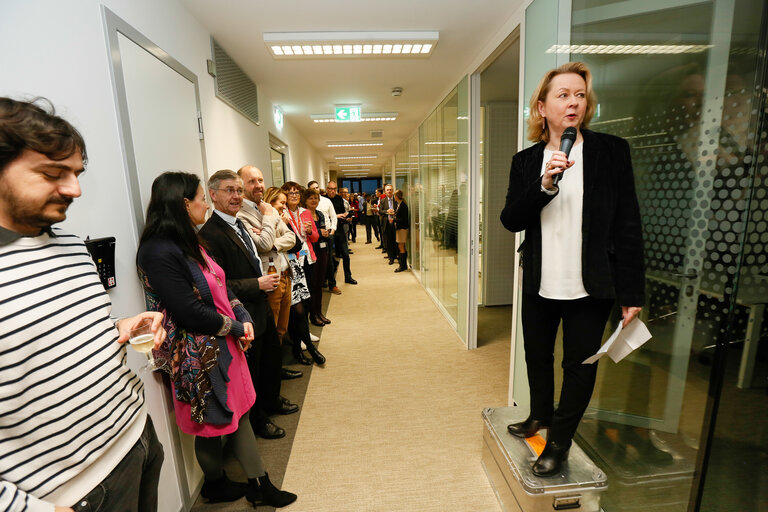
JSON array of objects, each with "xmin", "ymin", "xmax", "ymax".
[
  {"xmin": 211, "ymin": 38, "xmax": 259, "ymax": 124},
  {"xmin": 370, "ymin": 130, "xmax": 384, "ymax": 138}
]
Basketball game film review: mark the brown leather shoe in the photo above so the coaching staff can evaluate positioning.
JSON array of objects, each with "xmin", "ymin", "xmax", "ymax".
[{"xmin": 330, "ymin": 286, "xmax": 342, "ymax": 295}]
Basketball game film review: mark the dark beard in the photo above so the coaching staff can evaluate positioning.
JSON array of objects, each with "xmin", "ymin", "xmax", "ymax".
[{"xmin": 0, "ymin": 187, "xmax": 72, "ymax": 231}]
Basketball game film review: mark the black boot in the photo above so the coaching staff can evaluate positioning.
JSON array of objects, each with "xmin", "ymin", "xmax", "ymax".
[
  {"xmin": 532, "ymin": 440, "xmax": 571, "ymax": 477},
  {"xmin": 394, "ymin": 252, "xmax": 408, "ymax": 272},
  {"xmin": 507, "ymin": 416, "xmax": 550, "ymax": 438},
  {"xmin": 292, "ymin": 344, "xmax": 313, "ymax": 365},
  {"xmin": 247, "ymin": 473, "xmax": 297, "ymax": 508},
  {"xmin": 306, "ymin": 342, "xmax": 326, "ymax": 365},
  {"xmin": 200, "ymin": 472, "xmax": 248, "ymax": 503}
]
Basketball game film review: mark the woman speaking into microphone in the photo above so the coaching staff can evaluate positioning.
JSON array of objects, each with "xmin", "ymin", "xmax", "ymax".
[{"xmin": 500, "ymin": 62, "xmax": 645, "ymax": 477}]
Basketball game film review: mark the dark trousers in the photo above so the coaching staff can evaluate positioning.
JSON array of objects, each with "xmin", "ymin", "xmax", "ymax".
[
  {"xmin": 309, "ymin": 245, "xmax": 329, "ymax": 316},
  {"xmin": 348, "ymin": 218, "xmax": 357, "ymax": 241},
  {"xmin": 364, "ymin": 216, "xmax": 379, "ymax": 242},
  {"xmin": 379, "ymin": 216, "xmax": 388, "ymax": 248},
  {"xmin": 383, "ymin": 220, "xmax": 397, "ymax": 261},
  {"xmin": 329, "ymin": 230, "xmax": 352, "ymax": 286},
  {"xmin": 246, "ymin": 304, "xmax": 283, "ymax": 422},
  {"xmin": 73, "ymin": 416, "xmax": 164, "ymax": 512},
  {"xmin": 521, "ymin": 293, "xmax": 614, "ymax": 445}
]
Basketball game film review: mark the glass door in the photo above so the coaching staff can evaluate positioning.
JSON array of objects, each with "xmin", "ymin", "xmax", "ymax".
[{"xmin": 514, "ymin": 0, "xmax": 767, "ymax": 509}]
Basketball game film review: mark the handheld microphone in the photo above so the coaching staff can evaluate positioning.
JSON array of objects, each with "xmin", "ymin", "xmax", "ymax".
[{"xmin": 552, "ymin": 127, "xmax": 577, "ymax": 186}]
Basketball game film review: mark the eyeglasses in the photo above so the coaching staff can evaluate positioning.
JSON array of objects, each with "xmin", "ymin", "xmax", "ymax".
[
  {"xmin": 326, "ymin": 186, "xmax": 337, "ymax": 190},
  {"xmin": 214, "ymin": 187, "xmax": 245, "ymax": 196},
  {"xmin": 286, "ymin": 191, "xmax": 300, "ymax": 196}
]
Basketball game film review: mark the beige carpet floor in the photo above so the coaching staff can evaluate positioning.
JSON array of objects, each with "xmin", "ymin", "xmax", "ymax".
[{"xmin": 280, "ymin": 235, "xmax": 509, "ymax": 511}]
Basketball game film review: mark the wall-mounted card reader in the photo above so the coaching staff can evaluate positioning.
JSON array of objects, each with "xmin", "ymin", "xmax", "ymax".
[{"xmin": 85, "ymin": 236, "xmax": 117, "ymax": 289}]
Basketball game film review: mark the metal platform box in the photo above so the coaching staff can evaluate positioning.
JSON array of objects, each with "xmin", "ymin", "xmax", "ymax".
[{"xmin": 481, "ymin": 407, "xmax": 608, "ymax": 512}]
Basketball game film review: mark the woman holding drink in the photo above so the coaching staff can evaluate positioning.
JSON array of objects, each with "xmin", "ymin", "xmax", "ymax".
[
  {"xmin": 280, "ymin": 181, "xmax": 326, "ymax": 365},
  {"xmin": 136, "ymin": 171, "xmax": 296, "ymax": 507},
  {"xmin": 500, "ymin": 62, "xmax": 644, "ymax": 477}
]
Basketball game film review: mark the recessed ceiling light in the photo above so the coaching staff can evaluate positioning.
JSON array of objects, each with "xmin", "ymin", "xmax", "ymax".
[
  {"xmin": 312, "ymin": 112, "xmax": 398, "ymax": 123},
  {"xmin": 265, "ymin": 31, "xmax": 439, "ymax": 59},
  {"xmin": 335, "ymin": 154, "xmax": 377, "ymax": 160},
  {"xmin": 328, "ymin": 141, "xmax": 384, "ymax": 148},
  {"xmin": 545, "ymin": 44, "xmax": 712, "ymax": 54}
]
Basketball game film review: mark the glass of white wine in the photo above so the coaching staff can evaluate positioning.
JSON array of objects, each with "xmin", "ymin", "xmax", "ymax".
[{"xmin": 128, "ymin": 318, "xmax": 158, "ymax": 372}]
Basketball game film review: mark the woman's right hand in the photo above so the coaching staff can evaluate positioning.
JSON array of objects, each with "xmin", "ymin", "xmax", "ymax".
[
  {"xmin": 320, "ymin": 228, "xmax": 329, "ymax": 237},
  {"xmin": 239, "ymin": 322, "xmax": 254, "ymax": 351},
  {"xmin": 541, "ymin": 150, "xmax": 574, "ymax": 190}
]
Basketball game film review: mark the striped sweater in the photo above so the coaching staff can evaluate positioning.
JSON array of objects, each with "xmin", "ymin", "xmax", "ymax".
[{"xmin": 0, "ymin": 228, "xmax": 146, "ymax": 511}]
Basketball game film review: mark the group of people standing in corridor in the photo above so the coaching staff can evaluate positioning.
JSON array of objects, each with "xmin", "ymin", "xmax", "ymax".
[{"xmin": 363, "ymin": 183, "xmax": 411, "ymax": 273}]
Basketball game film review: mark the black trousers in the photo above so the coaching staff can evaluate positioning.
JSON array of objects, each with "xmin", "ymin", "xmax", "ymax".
[
  {"xmin": 329, "ymin": 230, "xmax": 352, "ymax": 285},
  {"xmin": 383, "ymin": 220, "xmax": 397, "ymax": 261},
  {"xmin": 246, "ymin": 303, "xmax": 283, "ymax": 422},
  {"xmin": 521, "ymin": 293, "xmax": 613, "ymax": 445}
]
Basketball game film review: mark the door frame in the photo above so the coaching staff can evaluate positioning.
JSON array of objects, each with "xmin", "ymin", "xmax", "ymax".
[{"xmin": 102, "ymin": 7, "xmax": 207, "ymax": 511}]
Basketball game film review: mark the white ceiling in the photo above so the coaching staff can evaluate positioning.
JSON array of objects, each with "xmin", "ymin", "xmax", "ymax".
[{"xmin": 180, "ymin": 0, "xmax": 524, "ymax": 177}]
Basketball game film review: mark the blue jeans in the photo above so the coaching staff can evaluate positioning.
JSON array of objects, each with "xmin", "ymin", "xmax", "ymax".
[{"xmin": 73, "ymin": 416, "xmax": 164, "ymax": 512}]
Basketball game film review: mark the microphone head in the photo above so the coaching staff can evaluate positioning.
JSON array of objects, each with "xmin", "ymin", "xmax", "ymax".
[{"xmin": 562, "ymin": 127, "xmax": 577, "ymax": 142}]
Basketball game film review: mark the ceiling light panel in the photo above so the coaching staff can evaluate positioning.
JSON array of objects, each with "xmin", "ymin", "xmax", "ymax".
[
  {"xmin": 546, "ymin": 44, "xmax": 712, "ymax": 54},
  {"xmin": 327, "ymin": 141, "xmax": 384, "ymax": 147},
  {"xmin": 265, "ymin": 31, "xmax": 438, "ymax": 59},
  {"xmin": 311, "ymin": 112, "xmax": 398, "ymax": 123},
  {"xmin": 335, "ymin": 155, "xmax": 377, "ymax": 160}
]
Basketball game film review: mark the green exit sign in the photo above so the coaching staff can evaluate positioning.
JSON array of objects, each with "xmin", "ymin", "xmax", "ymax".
[{"xmin": 335, "ymin": 106, "xmax": 361, "ymax": 122}]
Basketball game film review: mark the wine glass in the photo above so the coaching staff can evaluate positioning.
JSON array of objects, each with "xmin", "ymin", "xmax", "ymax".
[{"xmin": 128, "ymin": 318, "xmax": 159, "ymax": 372}]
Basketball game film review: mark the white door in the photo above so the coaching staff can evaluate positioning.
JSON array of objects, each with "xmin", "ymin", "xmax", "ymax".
[{"xmin": 105, "ymin": 9, "xmax": 207, "ymax": 510}]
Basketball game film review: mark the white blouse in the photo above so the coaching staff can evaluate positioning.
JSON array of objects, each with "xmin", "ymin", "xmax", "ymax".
[{"xmin": 539, "ymin": 142, "xmax": 589, "ymax": 300}]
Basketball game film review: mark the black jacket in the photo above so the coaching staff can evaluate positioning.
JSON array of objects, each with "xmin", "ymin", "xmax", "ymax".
[
  {"xmin": 199, "ymin": 212, "xmax": 268, "ymax": 336},
  {"xmin": 394, "ymin": 201, "xmax": 409, "ymax": 231},
  {"xmin": 500, "ymin": 129, "xmax": 645, "ymax": 306}
]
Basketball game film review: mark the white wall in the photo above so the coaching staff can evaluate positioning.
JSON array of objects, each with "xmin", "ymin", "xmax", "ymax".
[{"xmin": 0, "ymin": 0, "xmax": 326, "ymax": 317}]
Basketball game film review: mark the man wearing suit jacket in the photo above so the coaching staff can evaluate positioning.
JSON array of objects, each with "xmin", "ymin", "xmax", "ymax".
[{"xmin": 199, "ymin": 170, "xmax": 299, "ymax": 441}]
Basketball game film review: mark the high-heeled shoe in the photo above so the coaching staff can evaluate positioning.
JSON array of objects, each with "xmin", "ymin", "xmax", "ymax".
[
  {"xmin": 291, "ymin": 345, "xmax": 313, "ymax": 365},
  {"xmin": 246, "ymin": 472, "xmax": 297, "ymax": 508},
  {"xmin": 305, "ymin": 343, "xmax": 326, "ymax": 365},
  {"xmin": 200, "ymin": 472, "xmax": 248, "ymax": 503},
  {"xmin": 532, "ymin": 440, "xmax": 571, "ymax": 477}
]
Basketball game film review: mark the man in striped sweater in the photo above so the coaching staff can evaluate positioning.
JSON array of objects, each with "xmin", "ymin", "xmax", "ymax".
[{"xmin": 0, "ymin": 97, "xmax": 165, "ymax": 512}]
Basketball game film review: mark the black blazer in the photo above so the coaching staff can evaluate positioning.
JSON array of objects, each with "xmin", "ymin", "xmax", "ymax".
[
  {"xmin": 199, "ymin": 212, "xmax": 268, "ymax": 336},
  {"xmin": 500, "ymin": 129, "xmax": 645, "ymax": 306},
  {"xmin": 394, "ymin": 201, "xmax": 409, "ymax": 230}
]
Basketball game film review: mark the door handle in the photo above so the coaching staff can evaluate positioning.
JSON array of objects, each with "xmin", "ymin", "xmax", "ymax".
[{"xmin": 672, "ymin": 270, "xmax": 698, "ymax": 279}]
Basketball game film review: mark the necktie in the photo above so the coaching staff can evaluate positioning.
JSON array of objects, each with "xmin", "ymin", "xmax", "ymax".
[{"xmin": 236, "ymin": 219, "xmax": 262, "ymax": 276}]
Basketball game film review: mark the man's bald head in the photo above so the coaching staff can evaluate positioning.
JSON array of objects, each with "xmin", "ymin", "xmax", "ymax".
[{"xmin": 238, "ymin": 165, "xmax": 265, "ymax": 203}]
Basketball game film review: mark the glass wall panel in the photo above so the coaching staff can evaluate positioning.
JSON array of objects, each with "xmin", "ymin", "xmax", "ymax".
[
  {"xmin": 393, "ymin": 132, "xmax": 421, "ymax": 271},
  {"xmin": 419, "ymin": 79, "xmax": 468, "ymax": 325},
  {"xmin": 516, "ymin": 0, "xmax": 766, "ymax": 509}
]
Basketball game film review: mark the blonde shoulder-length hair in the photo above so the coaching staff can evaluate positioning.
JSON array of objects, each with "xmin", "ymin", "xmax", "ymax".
[
  {"xmin": 263, "ymin": 186, "xmax": 285, "ymax": 205},
  {"xmin": 527, "ymin": 61, "xmax": 598, "ymax": 143}
]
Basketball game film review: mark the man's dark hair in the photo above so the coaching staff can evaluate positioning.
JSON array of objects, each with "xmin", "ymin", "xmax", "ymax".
[
  {"xmin": 307, "ymin": 180, "xmax": 319, "ymax": 188},
  {"xmin": 139, "ymin": 171, "xmax": 207, "ymax": 267},
  {"xmin": 0, "ymin": 97, "xmax": 87, "ymax": 173}
]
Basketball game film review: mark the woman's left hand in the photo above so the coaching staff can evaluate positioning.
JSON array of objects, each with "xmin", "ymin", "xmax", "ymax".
[
  {"xmin": 621, "ymin": 306, "xmax": 642, "ymax": 328},
  {"xmin": 116, "ymin": 312, "xmax": 166, "ymax": 350},
  {"xmin": 239, "ymin": 322, "xmax": 254, "ymax": 351}
]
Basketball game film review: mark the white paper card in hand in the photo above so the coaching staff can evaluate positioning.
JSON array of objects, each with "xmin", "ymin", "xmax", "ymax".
[{"xmin": 582, "ymin": 319, "xmax": 652, "ymax": 364}]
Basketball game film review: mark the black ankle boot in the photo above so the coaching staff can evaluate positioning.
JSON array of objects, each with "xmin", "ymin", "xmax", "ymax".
[
  {"xmin": 247, "ymin": 472, "xmax": 297, "ymax": 508},
  {"xmin": 394, "ymin": 252, "xmax": 408, "ymax": 272},
  {"xmin": 306, "ymin": 342, "xmax": 326, "ymax": 365},
  {"xmin": 200, "ymin": 472, "xmax": 248, "ymax": 503},
  {"xmin": 507, "ymin": 416, "xmax": 551, "ymax": 438},
  {"xmin": 292, "ymin": 344, "xmax": 313, "ymax": 365},
  {"xmin": 532, "ymin": 440, "xmax": 571, "ymax": 477}
]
